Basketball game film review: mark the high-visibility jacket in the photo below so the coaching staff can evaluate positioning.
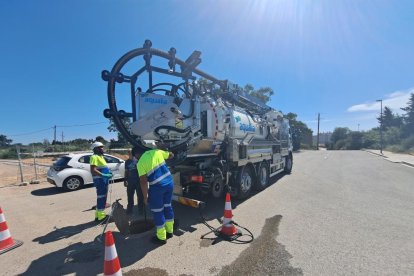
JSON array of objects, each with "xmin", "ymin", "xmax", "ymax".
[
  {"xmin": 90, "ymin": 154, "xmax": 109, "ymax": 177},
  {"xmin": 137, "ymin": 149, "xmax": 172, "ymax": 186}
]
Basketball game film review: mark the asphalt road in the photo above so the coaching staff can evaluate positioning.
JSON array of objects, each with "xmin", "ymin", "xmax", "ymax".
[{"xmin": 0, "ymin": 151, "xmax": 413, "ymax": 275}]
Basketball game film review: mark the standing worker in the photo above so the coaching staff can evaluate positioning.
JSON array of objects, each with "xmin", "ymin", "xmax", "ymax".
[
  {"xmin": 124, "ymin": 148, "xmax": 144, "ymax": 215},
  {"xmin": 136, "ymin": 146, "xmax": 175, "ymax": 245},
  {"xmin": 90, "ymin": 141, "xmax": 112, "ymax": 222}
]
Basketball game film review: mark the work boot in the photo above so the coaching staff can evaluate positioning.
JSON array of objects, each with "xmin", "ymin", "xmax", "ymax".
[
  {"xmin": 95, "ymin": 215, "xmax": 109, "ymax": 223},
  {"xmin": 151, "ymin": 236, "xmax": 167, "ymax": 245}
]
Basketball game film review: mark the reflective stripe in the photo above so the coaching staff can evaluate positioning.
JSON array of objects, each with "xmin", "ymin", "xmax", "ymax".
[
  {"xmin": 225, "ymin": 201, "xmax": 232, "ymax": 210},
  {"xmin": 104, "ymin": 244, "xmax": 118, "ymax": 261},
  {"xmin": 164, "ymin": 203, "xmax": 172, "ymax": 207},
  {"xmin": 147, "ymin": 162, "xmax": 165, "ymax": 177},
  {"xmin": 150, "ymin": 207, "xmax": 164, "ymax": 212},
  {"xmin": 93, "ymin": 176, "xmax": 102, "ymax": 179},
  {"xmin": 0, "ymin": 229, "xmax": 11, "ymax": 240},
  {"xmin": 149, "ymin": 171, "xmax": 171, "ymax": 185},
  {"xmin": 97, "ymin": 195, "xmax": 106, "ymax": 199},
  {"xmin": 165, "ymin": 219, "xmax": 174, "ymax": 223},
  {"xmin": 0, "ymin": 213, "xmax": 5, "ymax": 223}
]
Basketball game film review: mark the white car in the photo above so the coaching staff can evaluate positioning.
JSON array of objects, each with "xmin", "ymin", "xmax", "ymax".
[{"xmin": 47, "ymin": 153, "xmax": 125, "ymax": 191}]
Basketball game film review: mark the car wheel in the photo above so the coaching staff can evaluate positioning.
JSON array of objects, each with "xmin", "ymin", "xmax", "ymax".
[
  {"xmin": 255, "ymin": 161, "xmax": 269, "ymax": 191},
  {"xmin": 63, "ymin": 176, "xmax": 84, "ymax": 191},
  {"xmin": 236, "ymin": 166, "xmax": 254, "ymax": 199}
]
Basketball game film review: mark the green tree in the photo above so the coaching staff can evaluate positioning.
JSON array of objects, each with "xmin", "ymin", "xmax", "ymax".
[
  {"xmin": 377, "ymin": 106, "xmax": 403, "ymax": 130},
  {"xmin": 362, "ymin": 129, "xmax": 380, "ymax": 149},
  {"xmin": 243, "ymin": 84, "xmax": 274, "ymax": 103},
  {"xmin": 0, "ymin": 135, "xmax": 12, "ymax": 148},
  {"xmin": 331, "ymin": 127, "xmax": 350, "ymax": 149},
  {"xmin": 401, "ymin": 93, "xmax": 414, "ymax": 137},
  {"xmin": 346, "ymin": 131, "xmax": 363, "ymax": 150},
  {"xmin": 108, "ymin": 117, "xmax": 131, "ymax": 146},
  {"xmin": 285, "ymin": 113, "xmax": 313, "ymax": 151},
  {"xmin": 95, "ymin": 136, "xmax": 107, "ymax": 144}
]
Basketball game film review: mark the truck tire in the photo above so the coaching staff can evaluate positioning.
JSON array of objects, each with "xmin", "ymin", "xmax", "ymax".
[
  {"xmin": 63, "ymin": 176, "xmax": 84, "ymax": 191},
  {"xmin": 255, "ymin": 161, "xmax": 269, "ymax": 191},
  {"xmin": 284, "ymin": 153, "xmax": 293, "ymax": 174},
  {"xmin": 236, "ymin": 166, "xmax": 253, "ymax": 199}
]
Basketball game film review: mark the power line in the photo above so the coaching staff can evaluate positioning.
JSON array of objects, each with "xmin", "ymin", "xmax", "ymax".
[
  {"xmin": 8, "ymin": 127, "xmax": 54, "ymax": 137},
  {"xmin": 57, "ymin": 122, "xmax": 107, "ymax": 128},
  {"xmin": 6, "ymin": 121, "xmax": 107, "ymax": 137}
]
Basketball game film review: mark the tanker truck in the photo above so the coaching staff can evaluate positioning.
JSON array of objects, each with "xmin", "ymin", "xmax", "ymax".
[{"xmin": 102, "ymin": 40, "xmax": 293, "ymax": 200}]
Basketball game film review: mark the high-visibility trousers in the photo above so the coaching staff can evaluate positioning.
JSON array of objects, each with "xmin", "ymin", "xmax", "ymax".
[
  {"xmin": 93, "ymin": 168, "xmax": 110, "ymax": 220},
  {"xmin": 148, "ymin": 182, "xmax": 174, "ymax": 240}
]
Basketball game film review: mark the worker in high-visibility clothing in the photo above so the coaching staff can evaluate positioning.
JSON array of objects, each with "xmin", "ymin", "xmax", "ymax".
[
  {"xmin": 90, "ymin": 141, "xmax": 112, "ymax": 222},
  {"xmin": 136, "ymin": 146, "xmax": 174, "ymax": 244}
]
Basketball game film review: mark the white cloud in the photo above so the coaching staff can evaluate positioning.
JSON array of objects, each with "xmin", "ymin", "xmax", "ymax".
[{"xmin": 347, "ymin": 87, "xmax": 413, "ymax": 113}]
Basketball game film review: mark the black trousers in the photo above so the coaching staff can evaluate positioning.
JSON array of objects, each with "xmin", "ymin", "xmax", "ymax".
[{"xmin": 127, "ymin": 180, "xmax": 144, "ymax": 211}]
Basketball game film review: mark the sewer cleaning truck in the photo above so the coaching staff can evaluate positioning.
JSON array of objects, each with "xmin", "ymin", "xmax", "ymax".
[{"xmin": 102, "ymin": 40, "xmax": 293, "ymax": 200}]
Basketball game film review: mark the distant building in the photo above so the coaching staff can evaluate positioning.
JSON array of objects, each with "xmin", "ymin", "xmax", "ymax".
[{"xmin": 313, "ymin": 132, "xmax": 332, "ymax": 146}]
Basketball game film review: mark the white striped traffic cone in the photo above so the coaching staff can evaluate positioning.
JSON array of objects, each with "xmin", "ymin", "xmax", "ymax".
[
  {"xmin": 0, "ymin": 207, "xmax": 23, "ymax": 255},
  {"xmin": 104, "ymin": 231, "xmax": 122, "ymax": 276},
  {"xmin": 220, "ymin": 193, "xmax": 240, "ymax": 237}
]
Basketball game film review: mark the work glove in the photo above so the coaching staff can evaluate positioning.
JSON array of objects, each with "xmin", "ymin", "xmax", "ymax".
[
  {"xmin": 124, "ymin": 180, "xmax": 128, "ymax": 187},
  {"xmin": 102, "ymin": 173, "xmax": 113, "ymax": 179}
]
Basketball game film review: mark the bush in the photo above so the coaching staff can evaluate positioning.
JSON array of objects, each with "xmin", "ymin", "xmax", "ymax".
[{"xmin": 401, "ymin": 135, "xmax": 414, "ymax": 151}]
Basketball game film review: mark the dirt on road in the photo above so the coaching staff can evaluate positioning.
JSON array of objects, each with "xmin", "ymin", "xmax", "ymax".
[{"xmin": 0, "ymin": 158, "xmax": 55, "ymax": 187}]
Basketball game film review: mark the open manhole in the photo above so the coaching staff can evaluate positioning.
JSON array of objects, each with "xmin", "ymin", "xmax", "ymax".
[
  {"xmin": 112, "ymin": 204, "xmax": 155, "ymax": 235},
  {"xmin": 129, "ymin": 219, "xmax": 155, "ymax": 234},
  {"xmin": 112, "ymin": 202, "xmax": 177, "ymax": 235}
]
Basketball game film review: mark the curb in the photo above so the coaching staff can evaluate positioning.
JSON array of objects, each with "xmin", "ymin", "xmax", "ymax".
[
  {"xmin": 363, "ymin": 150, "xmax": 414, "ymax": 167},
  {"xmin": 401, "ymin": 161, "xmax": 414, "ymax": 168}
]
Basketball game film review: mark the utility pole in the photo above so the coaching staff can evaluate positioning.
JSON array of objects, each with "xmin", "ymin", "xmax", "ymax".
[
  {"xmin": 376, "ymin": 99, "xmax": 383, "ymax": 155},
  {"xmin": 316, "ymin": 113, "xmax": 320, "ymax": 150},
  {"xmin": 53, "ymin": 125, "xmax": 57, "ymax": 152}
]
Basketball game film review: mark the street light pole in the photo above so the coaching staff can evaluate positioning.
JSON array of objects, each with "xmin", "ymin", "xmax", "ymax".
[{"xmin": 376, "ymin": 99, "xmax": 383, "ymax": 154}]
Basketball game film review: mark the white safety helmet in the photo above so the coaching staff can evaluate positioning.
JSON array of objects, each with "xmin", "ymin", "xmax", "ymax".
[{"xmin": 90, "ymin": 141, "xmax": 104, "ymax": 150}]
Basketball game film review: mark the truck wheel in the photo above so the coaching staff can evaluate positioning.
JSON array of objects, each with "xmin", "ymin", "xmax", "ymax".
[
  {"xmin": 284, "ymin": 154, "xmax": 293, "ymax": 174},
  {"xmin": 63, "ymin": 176, "xmax": 83, "ymax": 191},
  {"xmin": 256, "ymin": 161, "xmax": 269, "ymax": 191},
  {"xmin": 211, "ymin": 176, "xmax": 224, "ymax": 198},
  {"xmin": 236, "ymin": 166, "xmax": 253, "ymax": 199}
]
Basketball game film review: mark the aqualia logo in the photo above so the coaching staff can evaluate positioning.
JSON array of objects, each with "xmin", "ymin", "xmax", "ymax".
[
  {"xmin": 144, "ymin": 97, "xmax": 168, "ymax": 104},
  {"xmin": 240, "ymin": 123, "xmax": 256, "ymax": 132}
]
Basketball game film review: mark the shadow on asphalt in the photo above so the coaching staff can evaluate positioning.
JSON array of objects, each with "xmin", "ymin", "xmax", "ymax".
[
  {"xmin": 30, "ymin": 185, "xmax": 94, "ymax": 196},
  {"xmin": 32, "ymin": 221, "xmax": 99, "ymax": 244},
  {"xmin": 22, "ymin": 172, "xmax": 289, "ymax": 275}
]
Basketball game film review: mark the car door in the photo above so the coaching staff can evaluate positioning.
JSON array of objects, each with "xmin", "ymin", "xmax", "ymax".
[
  {"xmin": 77, "ymin": 155, "xmax": 93, "ymax": 184},
  {"xmin": 104, "ymin": 154, "xmax": 125, "ymax": 179}
]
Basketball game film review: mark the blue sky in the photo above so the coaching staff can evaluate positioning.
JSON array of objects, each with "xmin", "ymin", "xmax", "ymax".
[{"xmin": 1, "ymin": 0, "xmax": 413, "ymax": 144}]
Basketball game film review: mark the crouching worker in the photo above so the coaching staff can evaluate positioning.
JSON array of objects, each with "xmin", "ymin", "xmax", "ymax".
[
  {"xmin": 136, "ymin": 146, "xmax": 174, "ymax": 245},
  {"xmin": 90, "ymin": 141, "xmax": 112, "ymax": 222}
]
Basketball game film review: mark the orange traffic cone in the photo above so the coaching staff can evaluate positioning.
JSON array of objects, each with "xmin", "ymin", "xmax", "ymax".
[
  {"xmin": 104, "ymin": 231, "xmax": 122, "ymax": 276},
  {"xmin": 220, "ymin": 193, "xmax": 241, "ymax": 237},
  {"xmin": 0, "ymin": 207, "xmax": 23, "ymax": 255}
]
